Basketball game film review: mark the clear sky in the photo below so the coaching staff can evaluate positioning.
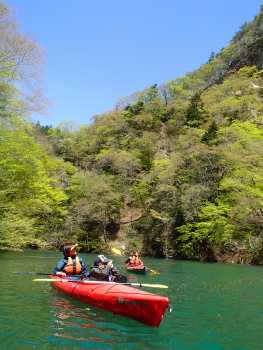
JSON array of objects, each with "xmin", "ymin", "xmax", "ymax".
[{"xmin": 5, "ymin": 0, "xmax": 263, "ymax": 128}]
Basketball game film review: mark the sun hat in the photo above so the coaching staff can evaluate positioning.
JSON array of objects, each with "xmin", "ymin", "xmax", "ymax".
[
  {"xmin": 94, "ymin": 255, "xmax": 111, "ymax": 266},
  {"xmin": 70, "ymin": 243, "xmax": 78, "ymax": 251}
]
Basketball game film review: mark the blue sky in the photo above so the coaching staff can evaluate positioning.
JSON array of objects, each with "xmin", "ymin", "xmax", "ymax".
[{"xmin": 5, "ymin": 0, "xmax": 263, "ymax": 128}]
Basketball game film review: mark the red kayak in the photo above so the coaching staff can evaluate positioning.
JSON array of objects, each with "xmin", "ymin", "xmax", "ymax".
[
  {"xmin": 50, "ymin": 275, "xmax": 170, "ymax": 327},
  {"xmin": 126, "ymin": 264, "xmax": 147, "ymax": 274}
]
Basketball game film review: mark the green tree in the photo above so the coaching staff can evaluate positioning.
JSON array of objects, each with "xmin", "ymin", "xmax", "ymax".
[
  {"xmin": 67, "ymin": 171, "xmax": 123, "ymax": 244},
  {"xmin": 185, "ymin": 93, "xmax": 208, "ymax": 127},
  {"xmin": 138, "ymin": 84, "xmax": 158, "ymax": 103},
  {"xmin": 0, "ymin": 118, "xmax": 69, "ymax": 250},
  {"xmin": 178, "ymin": 202, "xmax": 235, "ymax": 259},
  {"xmin": 130, "ymin": 132, "xmax": 158, "ymax": 170},
  {"xmin": 201, "ymin": 121, "xmax": 218, "ymax": 144},
  {"xmin": 47, "ymin": 121, "xmax": 81, "ymax": 164},
  {"xmin": 0, "ymin": 2, "xmax": 51, "ymax": 116}
]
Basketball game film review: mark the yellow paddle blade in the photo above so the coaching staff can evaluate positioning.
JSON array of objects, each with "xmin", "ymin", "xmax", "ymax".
[
  {"xmin": 111, "ymin": 248, "xmax": 122, "ymax": 255},
  {"xmin": 141, "ymin": 284, "xmax": 168, "ymax": 289},
  {"xmin": 33, "ymin": 279, "xmax": 63, "ymax": 282},
  {"xmin": 146, "ymin": 267, "xmax": 160, "ymax": 274}
]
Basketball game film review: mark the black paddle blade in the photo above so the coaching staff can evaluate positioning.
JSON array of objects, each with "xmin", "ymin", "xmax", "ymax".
[
  {"xmin": 119, "ymin": 275, "xmax": 128, "ymax": 283},
  {"xmin": 89, "ymin": 270, "xmax": 109, "ymax": 280}
]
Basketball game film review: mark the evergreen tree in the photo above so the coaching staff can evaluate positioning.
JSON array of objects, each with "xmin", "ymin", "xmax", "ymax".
[
  {"xmin": 185, "ymin": 93, "xmax": 208, "ymax": 127},
  {"xmin": 201, "ymin": 121, "xmax": 218, "ymax": 144}
]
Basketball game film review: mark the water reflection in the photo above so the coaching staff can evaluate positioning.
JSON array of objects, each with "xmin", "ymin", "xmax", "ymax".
[{"xmin": 48, "ymin": 289, "xmax": 132, "ymax": 348}]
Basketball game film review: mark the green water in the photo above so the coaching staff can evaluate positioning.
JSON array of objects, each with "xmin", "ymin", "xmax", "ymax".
[{"xmin": 0, "ymin": 250, "xmax": 262, "ymax": 350}]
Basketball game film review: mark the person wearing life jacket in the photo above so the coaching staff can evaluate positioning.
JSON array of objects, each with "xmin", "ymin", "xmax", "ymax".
[
  {"xmin": 89, "ymin": 255, "xmax": 121, "ymax": 282},
  {"xmin": 125, "ymin": 250, "xmax": 143, "ymax": 266},
  {"xmin": 53, "ymin": 243, "xmax": 89, "ymax": 280}
]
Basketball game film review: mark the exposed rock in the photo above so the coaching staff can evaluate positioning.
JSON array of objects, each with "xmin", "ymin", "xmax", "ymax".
[{"xmin": 214, "ymin": 249, "xmax": 259, "ymax": 265}]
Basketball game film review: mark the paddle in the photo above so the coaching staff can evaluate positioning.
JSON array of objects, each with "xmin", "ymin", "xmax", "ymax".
[
  {"xmin": 14, "ymin": 271, "xmax": 55, "ymax": 276},
  {"xmin": 33, "ymin": 278, "xmax": 168, "ymax": 288},
  {"xmin": 13, "ymin": 271, "xmax": 82, "ymax": 277},
  {"xmin": 111, "ymin": 248, "xmax": 160, "ymax": 274}
]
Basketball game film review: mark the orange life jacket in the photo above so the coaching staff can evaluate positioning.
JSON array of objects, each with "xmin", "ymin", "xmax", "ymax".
[
  {"xmin": 129, "ymin": 257, "xmax": 141, "ymax": 266},
  {"xmin": 64, "ymin": 256, "xmax": 82, "ymax": 275}
]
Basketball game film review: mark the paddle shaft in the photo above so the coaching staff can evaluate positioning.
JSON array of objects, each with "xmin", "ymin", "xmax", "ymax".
[{"xmin": 13, "ymin": 271, "xmax": 84, "ymax": 277}]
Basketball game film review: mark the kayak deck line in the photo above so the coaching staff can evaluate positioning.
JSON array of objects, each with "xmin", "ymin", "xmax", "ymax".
[
  {"xmin": 48, "ymin": 275, "xmax": 170, "ymax": 327},
  {"xmin": 33, "ymin": 278, "xmax": 168, "ymax": 288},
  {"xmin": 39, "ymin": 278, "xmax": 165, "ymax": 295}
]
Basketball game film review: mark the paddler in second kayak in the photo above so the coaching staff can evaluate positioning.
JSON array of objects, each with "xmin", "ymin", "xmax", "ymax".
[{"xmin": 125, "ymin": 250, "xmax": 143, "ymax": 266}]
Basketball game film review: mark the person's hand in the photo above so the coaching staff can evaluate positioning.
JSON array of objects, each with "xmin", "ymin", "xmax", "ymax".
[
  {"xmin": 107, "ymin": 260, "xmax": 113, "ymax": 268},
  {"xmin": 56, "ymin": 272, "xmax": 66, "ymax": 277}
]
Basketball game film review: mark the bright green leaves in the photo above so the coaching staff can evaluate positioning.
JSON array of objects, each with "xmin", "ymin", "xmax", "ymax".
[
  {"xmin": 130, "ymin": 132, "xmax": 158, "ymax": 170},
  {"xmin": 0, "ymin": 213, "xmax": 41, "ymax": 251},
  {"xmin": 0, "ymin": 118, "xmax": 69, "ymax": 249},
  {"xmin": 202, "ymin": 66, "xmax": 263, "ymax": 122},
  {"xmin": 177, "ymin": 120, "xmax": 263, "ymax": 258},
  {"xmin": 178, "ymin": 202, "xmax": 235, "ymax": 259}
]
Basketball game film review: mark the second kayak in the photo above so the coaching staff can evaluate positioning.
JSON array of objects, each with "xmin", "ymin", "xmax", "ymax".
[{"xmin": 126, "ymin": 264, "xmax": 147, "ymax": 274}]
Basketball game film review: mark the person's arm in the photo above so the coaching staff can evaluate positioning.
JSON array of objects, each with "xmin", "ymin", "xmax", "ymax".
[
  {"xmin": 111, "ymin": 265, "xmax": 120, "ymax": 278},
  {"xmin": 125, "ymin": 257, "xmax": 130, "ymax": 263},
  {"xmin": 79, "ymin": 258, "xmax": 89, "ymax": 275},
  {"xmin": 53, "ymin": 259, "xmax": 66, "ymax": 276}
]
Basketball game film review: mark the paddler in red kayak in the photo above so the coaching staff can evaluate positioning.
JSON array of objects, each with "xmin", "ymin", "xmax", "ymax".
[
  {"xmin": 53, "ymin": 243, "xmax": 89, "ymax": 279},
  {"xmin": 90, "ymin": 255, "xmax": 121, "ymax": 282},
  {"xmin": 125, "ymin": 250, "xmax": 143, "ymax": 266}
]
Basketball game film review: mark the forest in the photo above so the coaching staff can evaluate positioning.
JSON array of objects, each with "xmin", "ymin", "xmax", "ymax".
[{"xmin": 1, "ymin": 1, "xmax": 263, "ymax": 264}]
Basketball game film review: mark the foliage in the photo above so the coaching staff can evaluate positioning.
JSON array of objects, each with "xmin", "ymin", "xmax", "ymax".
[
  {"xmin": 0, "ymin": 118, "xmax": 70, "ymax": 250},
  {"xmin": 0, "ymin": 1, "xmax": 51, "ymax": 116},
  {"xmin": 65, "ymin": 171, "xmax": 123, "ymax": 247},
  {"xmin": 177, "ymin": 202, "xmax": 235, "ymax": 259},
  {"xmin": 185, "ymin": 93, "xmax": 208, "ymax": 127},
  {"xmin": 2, "ymin": 2, "xmax": 263, "ymax": 263},
  {"xmin": 201, "ymin": 121, "xmax": 218, "ymax": 144}
]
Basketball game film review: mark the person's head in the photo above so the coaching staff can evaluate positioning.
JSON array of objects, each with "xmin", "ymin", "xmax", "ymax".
[
  {"xmin": 62, "ymin": 243, "xmax": 78, "ymax": 258},
  {"xmin": 94, "ymin": 255, "xmax": 112, "ymax": 268},
  {"xmin": 133, "ymin": 250, "xmax": 139, "ymax": 257}
]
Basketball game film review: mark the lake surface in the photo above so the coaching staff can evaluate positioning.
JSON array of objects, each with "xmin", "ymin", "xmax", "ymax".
[{"xmin": 0, "ymin": 250, "xmax": 262, "ymax": 350}]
